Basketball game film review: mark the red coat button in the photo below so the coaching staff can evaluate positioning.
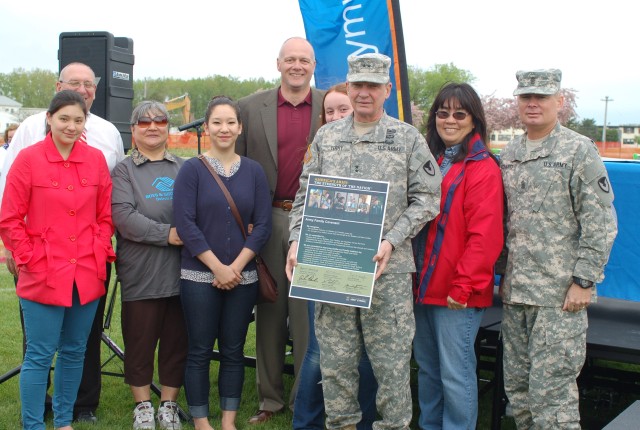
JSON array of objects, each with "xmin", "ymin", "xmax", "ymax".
[
  {"xmin": 69, "ymin": 210, "xmax": 76, "ymax": 216},
  {"xmin": 67, "ymin": 185, "xmax": 74, "ymax": 191},
  {"xmin": 64, "ymin": 162, "xmax": 70, "ymax": 168},
  {"xmin": 52, "ymin": 181, "xmax": 58, "ymax": 187},
  {"xmin": 69, "ymin": 235, "xmax": 76, "ymax": 241},
  {"xmin": 69, "ymin": 258, "xmax": 77, "ymax": 264}
]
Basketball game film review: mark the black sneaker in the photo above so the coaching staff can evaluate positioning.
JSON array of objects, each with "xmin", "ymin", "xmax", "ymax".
[{"xmin": 74, "ymin": 410, "xmax": 98, "ymax": 424}]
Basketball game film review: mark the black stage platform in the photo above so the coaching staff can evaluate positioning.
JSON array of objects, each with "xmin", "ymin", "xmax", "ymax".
[{"xmin": 477, "ymin": 290, "xmax": 640, "ymax": 429}]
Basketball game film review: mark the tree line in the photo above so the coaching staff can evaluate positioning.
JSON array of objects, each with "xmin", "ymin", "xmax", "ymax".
[{"xmin": 0, "ymin": 66, "xmax": 616, "ymax": 142}]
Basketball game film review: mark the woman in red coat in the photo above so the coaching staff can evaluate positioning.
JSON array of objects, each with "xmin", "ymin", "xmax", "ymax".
[
  {"xmin": 0, "ymin": 90, "xmax": 115, "ymax": 430},
  {"xmin": 412, "ymin": 83, "xmax": 504, "ymax": 429}
]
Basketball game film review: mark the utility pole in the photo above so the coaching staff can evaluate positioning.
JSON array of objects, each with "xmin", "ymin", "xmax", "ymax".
[{"xmin": 601, "ymin": 96, "xmax": 613, "ymax": 143}]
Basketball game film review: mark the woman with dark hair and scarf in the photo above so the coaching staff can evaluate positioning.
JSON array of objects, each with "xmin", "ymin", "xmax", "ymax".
[{"xmin": 412, "ymin": 82, "xmax": 504, "ymax": 429}]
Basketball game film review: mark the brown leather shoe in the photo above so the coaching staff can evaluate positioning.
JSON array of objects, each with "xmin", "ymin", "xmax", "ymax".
[{"xmin": 248, "ymin": 409, "xmax": 277, "ymax": 425}]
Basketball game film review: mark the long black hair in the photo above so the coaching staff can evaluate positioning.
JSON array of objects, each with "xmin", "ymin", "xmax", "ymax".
[{"xmin": 426, "ymin": 82, "xmax": 488, "ymax": 164}]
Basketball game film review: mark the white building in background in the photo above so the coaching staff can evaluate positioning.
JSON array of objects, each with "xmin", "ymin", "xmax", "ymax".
[
  {"xmin": 490, "ymin": 125, "xmax": 640, "ymax": 147},
  {"xmin": 0, "ymin": 112, "xmax": 19, "ymax": 134},
  {"xmin": 0, "ymin": 95, "xmax": 22, "ymax": 133},
  {"xmin": 0, "ymin": 95, "xmax": 21, "ymax": 115},
  {"xmin": 617, "ymin": 125, "xmax": 640, "ymax": 145},
  {"xmin": 489, "ymin": 127, "xmax": 524, "ymax": 148}
]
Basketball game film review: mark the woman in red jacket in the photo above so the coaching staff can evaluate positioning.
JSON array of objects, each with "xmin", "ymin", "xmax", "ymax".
[
  {"xmin": 0, "ymin": 90, "xmax": 115, "ymax": 430},
  {"xmin": 412, "ymin": 83, "xmax": 504, "ymax": 430}
]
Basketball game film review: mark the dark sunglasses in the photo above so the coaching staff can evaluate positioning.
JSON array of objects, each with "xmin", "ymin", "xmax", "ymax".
[
  {"xmin": 436, "ymin": 110, "xmax": 468, "ymax": 120},
  {"xmin": 135, "ymin": 116, "xmax": 168, "ymax": 128}
]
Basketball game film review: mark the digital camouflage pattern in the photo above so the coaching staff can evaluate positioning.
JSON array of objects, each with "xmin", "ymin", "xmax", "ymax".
[
  {"xmin": 289, "ymin": 113, "xmax": 442, "ymax": 274},
  {"xmin": 502, "ymin": 304, "xmax": 586, "ymax": 429},
  {"xmin": 513, "ymin": 69, "xmax": 562, "ymax": 96},
  {"xmin": 289, "ymin": 112, "xmax": 441, "ymax": 429},
  {"xmin": 316, "ymin": 273, "xmax": 414, "ymax": 429},
  {"xmin": 346, "ymin": 53, "xmax": 392, "ymax": 84},
  {"xmin": 500, "ymin": 122, "xmax": 617, "ymax": 429},
  {"xmin": 500, "ymin": 122, "xmax": 617, "ymax": 307}
]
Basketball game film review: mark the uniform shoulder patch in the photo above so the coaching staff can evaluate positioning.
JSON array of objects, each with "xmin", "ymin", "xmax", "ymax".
[
  {"xmin": 598, "ymin": 176, "xmax": 611, "ymax": 194},
  {"xmin": 423, "ymin": 160, "xmax": 436, "ymax": 176},
  {"xmin": 303, "ymin": 144, "xmax": 313, "ymax": 164}
]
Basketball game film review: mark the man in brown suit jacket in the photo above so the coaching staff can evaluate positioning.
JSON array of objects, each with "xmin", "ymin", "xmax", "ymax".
[{"xmin": 236, "ymin": 37, "xmax": 325, "ymax": 424}]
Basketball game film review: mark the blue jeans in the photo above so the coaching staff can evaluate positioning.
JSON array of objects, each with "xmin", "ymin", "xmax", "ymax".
[
  {"xmin": 413, "ymin": 304, "xmax": 484, "ymax": 430},
  {"xmin": 293, "ymin": 301, "xmax": 377, "ymax": 430},
  {"xmin": 19, "ymin": 291, "xmax": 99, "ymax": 430},
  {"xmin": 180, "ymin": 279, "xmax": 257, "ymax": 418}
]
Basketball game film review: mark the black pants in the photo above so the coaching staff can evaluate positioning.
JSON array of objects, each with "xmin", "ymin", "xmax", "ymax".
[{"xmin": 19, "ymin": 263, "xmax": 111, "ymax": 414}]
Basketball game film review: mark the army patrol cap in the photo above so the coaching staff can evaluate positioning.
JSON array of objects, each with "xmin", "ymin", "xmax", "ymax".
[
  {"xmin": 513, "ymin": 69, "xmax": 562, "ymax": 96},
  {"xmin": 346, "ymin": 53, "xmax": 391, "ymax": 84}
]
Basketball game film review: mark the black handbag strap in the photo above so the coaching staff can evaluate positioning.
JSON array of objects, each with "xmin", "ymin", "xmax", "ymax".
[{"xmin": 198, "ymin": 155, "xmax": 247, "ymax": 240}]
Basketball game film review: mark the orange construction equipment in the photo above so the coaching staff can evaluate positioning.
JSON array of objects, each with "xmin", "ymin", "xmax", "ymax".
[{"xmin": 164, "ymin": 94, "xmax": 192, "ymax": 126}]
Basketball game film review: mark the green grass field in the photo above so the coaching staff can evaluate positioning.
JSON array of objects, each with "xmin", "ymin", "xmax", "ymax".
[
  {"xmin": 2, "ymin": 259, "xmax": 638, "ymax": 429},
  {"xmin": 0, "ymin": 263, "xmax": 297, "ymax": 429},
  {"xmin": 1, "ymin": 149, "xmax": 638, "ymax": 429}
]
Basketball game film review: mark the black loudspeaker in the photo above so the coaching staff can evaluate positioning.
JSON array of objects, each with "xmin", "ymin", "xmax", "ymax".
[{"xmin": 58, "ymin": 31, "xmax": 135, "ymax": 152}]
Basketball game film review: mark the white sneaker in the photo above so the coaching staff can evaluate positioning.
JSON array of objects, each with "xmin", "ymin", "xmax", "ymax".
[
  {"xmin": 133, "ymin": 401, "xmax": 156, "ymax": 430},
  {"xmin": 157, "ymin": 401, "xmax": 181, "ymax": 430}
]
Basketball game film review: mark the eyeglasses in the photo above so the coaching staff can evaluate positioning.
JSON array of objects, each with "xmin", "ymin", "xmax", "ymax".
[
  {"xmin": 436, "ymin": 110, "xmax": 469, "ymax": 120},
  {"xmin": 59, "ymin": 77, "xmax": 101, "ymax": 90},
  {"xmin": 134, "ymin": 116, "xmax": 169, "ymax": 128}
]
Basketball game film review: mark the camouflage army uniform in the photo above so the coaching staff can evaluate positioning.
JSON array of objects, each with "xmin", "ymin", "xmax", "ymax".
[
  {"xmin": 289, "ymin": 113, "xmax": 441, "ymax": 429},
  {"xmin": 500, "ymin": 122, "xmax": 617, "ymax": 429}
]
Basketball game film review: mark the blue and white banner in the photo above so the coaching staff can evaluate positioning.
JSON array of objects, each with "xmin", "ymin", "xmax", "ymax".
[{"xmin": 298, "ymin": 0, "xmax": 410, "ymax": 121}]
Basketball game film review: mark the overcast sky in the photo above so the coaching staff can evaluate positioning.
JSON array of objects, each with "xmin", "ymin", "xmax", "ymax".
[{"xmin": 1, "ymin": 0, "xmax": 636, "ymax": 125}]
